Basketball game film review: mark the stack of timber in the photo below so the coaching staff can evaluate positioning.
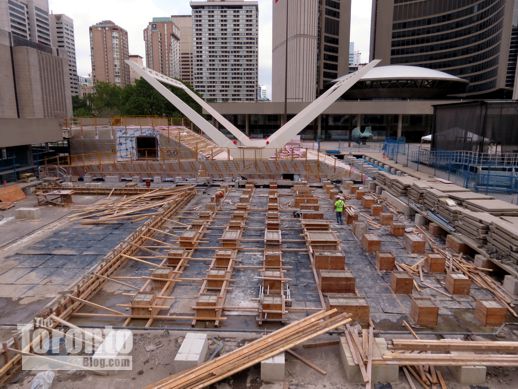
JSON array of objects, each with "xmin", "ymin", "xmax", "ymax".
[
  {"xmin": 447, "ymin": 191, "xmax": 494, "ymax": 205},
  {"xmin": 407, "ymin": 181, "xmax": 431, "ymax": 204},
  {"xmin": 422, "ymin": 189, "xmax": 448, "ymax": 212},
  {"xmin": 385, "ymin": 339, "xmax": 518, "ymax": 367},
  {"xmin": 454, "ymin": 208, "xmax": 500, "ymax": 246},
  {"xmin": 341, "ymin": 323, "xmax": 376, "ymax": 386},
  {"xmin": 488, "ymin": 217, "xmax": 518, "ymax": 264},
  {"xmin": 147, "ymin": 310, "xmax": 352, "ymax": 389},
  {"xmin": 386, "ymin": 175, "xmax": 415, "ymax": 197},
  {"xmin": 416, "ymin": 226, "xmax": 517, "ymax": 317},
  {"xmin": 375, "ymin": 171, "xmax": 390, "ymax": 187},
  {"xmin": 70, "ymin": 187, "xmax": 196, "ymax": 224},
  {"xmin": 464, "ymin": 199, "xmax": 518, "ymax": 216}
]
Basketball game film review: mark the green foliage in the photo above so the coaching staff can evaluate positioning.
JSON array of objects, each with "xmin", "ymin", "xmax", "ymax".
[{"xmin": 72, "ymin": 78, "xmax": 202, "ymax": 118}]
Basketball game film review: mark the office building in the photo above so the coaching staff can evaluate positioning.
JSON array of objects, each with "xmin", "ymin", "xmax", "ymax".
[
  {"xmin": 370, "ymin": 0, "xmax": 518, "ymax": 97},
  {"xmin": 0, "ymin": 0, "xmax": 71, "ymax": 119},
  {"xmin": 90, "ymin": 20, "xmax": 130, "ymax": 87},
  {"xmin": 0, "ymin": 0, "xmax": 71, "ymax": 181},
  {"xmin": 128, "ymin": 54, "xmax": 143, "ymax": 84},
  {"xmin": 171, "ymin": 15, "xmax": 193, "ymax": 85},
  {"xmin": 143, "ymin": 17, "xmax": 181, "ymax": 79},
  {"xmin": 272, "ymin": 0, "xmax": 351, "ymax": 102},
  {"xmin": 51, "ymin": 14, "xmax": 79, "ymax": 96},
  {"xmin": 191, "ymin": 0, "xmax": 258, "ymax": 102}
]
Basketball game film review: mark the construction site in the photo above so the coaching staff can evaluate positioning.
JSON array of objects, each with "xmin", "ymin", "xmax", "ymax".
[{"xmin": 0, "ymin": 62, "xmax": 518, "ymax": 389}]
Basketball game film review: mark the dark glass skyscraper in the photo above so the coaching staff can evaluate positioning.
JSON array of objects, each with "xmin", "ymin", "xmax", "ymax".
[{"xmin": 371, "ymin": 0, "xmax": 518, "ymax": 97}]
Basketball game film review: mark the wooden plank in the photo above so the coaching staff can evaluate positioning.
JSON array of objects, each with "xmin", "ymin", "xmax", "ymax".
[{"xmin": 286, "ymin": 349, "xmax": 327, "ymax": 375}]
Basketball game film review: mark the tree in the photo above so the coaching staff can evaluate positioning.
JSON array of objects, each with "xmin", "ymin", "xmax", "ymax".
[{"xmin": 72, "ymin": 79, "xmax": 203, "ymax": 118}]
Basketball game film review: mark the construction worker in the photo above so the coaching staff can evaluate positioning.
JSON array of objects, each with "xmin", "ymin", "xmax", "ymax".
[
  {"xmin": 214, "ymin": 190, "xmax": 224, "ymax": 206},
  {"xmin": 334, "ymin": 195, "xmax": 345, "ymax": 225}
]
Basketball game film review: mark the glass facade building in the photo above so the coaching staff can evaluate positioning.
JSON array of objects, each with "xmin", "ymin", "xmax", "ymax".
[{"xmin": 371, "ymin": 0, "xmax": 518, "ymax": 97}]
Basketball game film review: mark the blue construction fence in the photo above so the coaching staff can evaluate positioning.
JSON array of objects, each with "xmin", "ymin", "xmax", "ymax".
[
  {"xmin": 382, "ymin": 137, "xmax": 407, "ymax": 161},
  {"xmin": 382, "ymin": 139, "xmax": 518, "ymax": 194}
]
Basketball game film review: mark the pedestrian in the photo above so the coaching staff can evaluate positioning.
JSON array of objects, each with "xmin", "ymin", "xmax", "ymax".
[{"xmin": 334, "ymin": 195, "xmax": 345, "ymax": 225}]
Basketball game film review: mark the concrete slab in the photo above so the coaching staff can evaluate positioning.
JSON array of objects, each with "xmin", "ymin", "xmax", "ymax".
[
  {"xmin": 174, "ymin": 333, "xmax": 208, "ymax": 373},
  {"xmin": 261, "ymin": 352, "xmax": 285, "ymax": 383},
  {"xmin": 503, "ymin": 275, "xmax": 518, "ymax": 296}
]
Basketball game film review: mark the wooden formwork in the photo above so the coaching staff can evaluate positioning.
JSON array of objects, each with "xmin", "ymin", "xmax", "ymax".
[
  {"xmin": 0, "ymin": 187, "xmax": 199, "ymax": 384},
  {"xmin": 192, "ymin": 186, "xmax": 249, "ymax": 327}
]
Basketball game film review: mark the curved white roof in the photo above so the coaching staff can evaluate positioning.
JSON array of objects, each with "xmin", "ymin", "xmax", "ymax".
[{"xmin": 359, "ymin": 65, "xmax": 467, "ymax": 82}]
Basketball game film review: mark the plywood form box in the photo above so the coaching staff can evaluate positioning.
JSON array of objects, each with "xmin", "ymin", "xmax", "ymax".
[
  {"xmin": 380, "ymin": 213, "xmax": 393, "ymax": 225},
  {"xmin": 425, "ymin": 253, "xmax": 446, "ymax": 273},
  {"xmin": 262, "ymin": 295, "xmax": 284, "ymax": 320},
  {"xmin": 131, "ymin": 293, "xmax": 157, "ymax": 316},
  {"xmin": 195, "ymin": 294, "xmax": 218, "ymax": 319},
  {"xmin": 301, "ymin": 211, "xmax": 325, "ymax": 220},
  {"xmin": 410, "ymin": 297, "xmax": 439, "ymax": 327},
  {"xmin": 319, "ymin": 270, "xmax": 356, "ymax": 293},
  {"xmin": 446, "ymin": 234, "xmax": 470, "ymax": 254},
  {"xmin": 362, "ymin": 195, "xmax": 375, "ymax": 209},
  {"xmin": 475, "ymin": 300, "xmax": 507, "ymax": 326},
  {"xmin": 214, "ymin": 250, "xmax": 234, "ymax": 268},
  {"xmin": 390, "ymin": 223, "xmax": 405, "ymax": 237},
  {"xmin": 404, "ymin": 233, "xmax": 426, "ymax": 254},
  {"xmin": 167, "ymin": 249, "xmax": 185, "ymax": 267},
  {"xmin": 207, "ymin": 269, "xmax": 227, "ymax": 289},
  {"xmin": 390, "ymin": 272, "xmax": 414, "ymax": 294},
  {"xmin": 346, "ymin": 211, "xmax": 359, "ymax": 225},
  {"xmin": 264, "ymin": 250, "xmax": 282, "ymax": 268},
  {"xmin": 327, "ymin": 295, "xmax": 370, "ymax": 326},
  {"xmin": 371, "ymin": 204, "xmax": 383, "ymax": 217},
  {"xmin": 355, "ymin": 189, "xmax": 367, "ymax": 200},
  {"xmin": 376, "ymin": 252, "xmax": 396, "ymax": 271},
  {"xmin": 313, "ymin": 251, "xmax": 346, "ymax": 270},
  {"xmin": 362, "ymin": 234, "xmax": 381, "ymax": 253},
  {"xmin": 263, "ymin": 270, "xmax": 283, "ymax": 293},
  {"xmin": 150, "ymin": 268, "xmax": 174, "ymax": 292},
  {"xmin": 445, "ymin": 273, "xmax": 471, "ymax": 295}
]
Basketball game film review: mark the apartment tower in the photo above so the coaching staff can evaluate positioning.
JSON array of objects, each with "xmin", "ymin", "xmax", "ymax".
[
  {"xmin": 144, "ymin": 17, "xmax": 181, "ymax": 80},
  {"xmin": 90, "ymin": 20, "xmax": 130, "ymax": 87},
  {"xmin": 272, "ymin": 0, "xmax": 351, "ymax": 102},
  {"xmin": 171, "ymin": 15, "xmax": 193, "ymax": 85},
  {"xmin": 51, "ymin": 14, "xmax": 79, "ymax": 96},
  {"xmin": 371, "ymin": 0, "xmax": 518, "ymax": 97},
  {"xmin": 191, "ymin": 0, "xmax": 259, "ymax": 102}
]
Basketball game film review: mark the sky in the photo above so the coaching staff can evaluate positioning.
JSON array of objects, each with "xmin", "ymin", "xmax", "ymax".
[{"xmin": 48, "ymin": 0, "xmax": 373, "ymax": 98}]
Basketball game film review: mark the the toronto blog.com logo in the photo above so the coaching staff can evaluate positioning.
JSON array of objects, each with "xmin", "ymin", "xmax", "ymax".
[{"xmin": 18, "ymin": 317, "xmax": 133, "ymax": 371}]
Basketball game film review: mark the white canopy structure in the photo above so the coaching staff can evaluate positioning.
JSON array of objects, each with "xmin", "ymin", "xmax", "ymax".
[{"xmin": 126, "ymin": 59, "xmax": 381, "ymax": 158}]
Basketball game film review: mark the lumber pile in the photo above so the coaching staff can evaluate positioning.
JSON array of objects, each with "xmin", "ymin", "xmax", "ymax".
[
  {"xmin": 407, "ymin": 181, "xmax": 432, "ymax": 204},
  {"xmin": 464, "ymin": 199, "xmax": 518, "ymax": 216},
  {"xmin": 488, "ymin": 217, "xmax": 518, "ymax": 264},
  {"xmin": 416, "ymin": 226, "xmax": 517, "ymax": 317},
  {"xmin": 384, "ymin": 338, "xmax": 518, "ymax": 367},
  {"xmin": 70, "ymin": 187, "xmax": 196, "ymax": 224},
  {"xmin": 341, "ymin": 323, "xmax": 380, "ymax": 386},
  {"xmin": 0, "ymin": 184, "xmax": 26, "ymax": 203},
  {"xmin": 454, "ymin": 208, "xmax": 500, "ymax": 245},
  {"xmin": 147, "ymin": 310, "xmax": 351, "ymax": 389}
]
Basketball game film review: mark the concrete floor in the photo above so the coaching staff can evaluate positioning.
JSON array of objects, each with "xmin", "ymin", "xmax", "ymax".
[
  {"xmin": 0, "ymin": 195, "xmax": 143, "ymax": 329},
  {"xmin": 2, "ymin": 182, "xmax": 518, "ymax": 388}
]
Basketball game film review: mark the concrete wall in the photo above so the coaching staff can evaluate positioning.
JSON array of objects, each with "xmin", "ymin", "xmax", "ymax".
[
  {"xmin": 0, "ymin": 118, "xmax": 62, "ymax": 148},
  {"xmin": 0, "ymin": 30, "xmax": 18, "ymax": 118},
  {"xmin": 272, "ymin": 0, "xmax": 318, "ymax": 102},
  {"xmin": 12, "ymin": 45, "xmax": 72, "ymax": 119}
]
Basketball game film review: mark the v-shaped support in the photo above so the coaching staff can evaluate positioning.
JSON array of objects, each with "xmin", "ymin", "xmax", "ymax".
[
  {"xmin": 126, "ymin": 60, "xmax": 251, "ymax": 147},
  {"xmin": 126, "ymin": 59, "xmax": 381, "ymax": 153}
]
